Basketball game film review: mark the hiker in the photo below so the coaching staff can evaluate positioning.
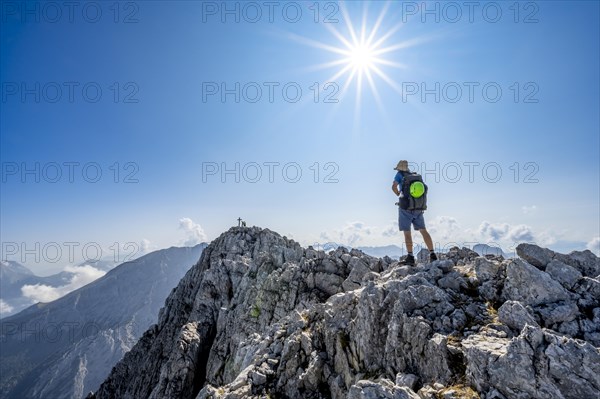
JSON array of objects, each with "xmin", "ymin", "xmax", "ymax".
[{"xmin": 392, "ymin": 160, "xmax": 437, "ymax": 265}]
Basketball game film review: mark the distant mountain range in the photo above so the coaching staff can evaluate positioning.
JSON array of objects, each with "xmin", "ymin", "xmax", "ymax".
[
  {"xmin": 313, "ymin": 243, "xmax": 510, "ymax": 260},
  {"xmin": 312, "ymin": 242, "xmax": 405, "ymax": 259},
  {"xmin": 0, "ymin": 243, "xmax": 206, "ymax": 399},
  {"xmin": 357, "ymin": 244, "xmax": 405, "ymax": 259},
  {"xmin": 473, "ymin": 243, "xmax": 510, "ymax": 258}
]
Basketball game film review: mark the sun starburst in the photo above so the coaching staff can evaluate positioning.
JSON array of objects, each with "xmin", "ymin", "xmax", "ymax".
[
  {"xmin": 349, "ymin": 43, "xmax": 375, "ymax": 71},
  {"xmin": 289, "ymin": 2, "xmax": 428, "ymax": 121}
]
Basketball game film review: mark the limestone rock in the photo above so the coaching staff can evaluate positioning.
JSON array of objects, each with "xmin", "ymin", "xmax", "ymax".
[
  {"xmin": 498, "ymin": 300, "xmax": 539, "ymax": 332},
  {"xmin": 88, "ymin": 227, "xmax": 600, "ymax": 399},
  {"xmin": 567, "ymin": 250, "xmax": 600, "ymax": 278},
  {"xmin": 464, "ymin": 325, "xmax": 600, "ymax": 399},
  {"xmin": 517, "ymin": 243, "xmax": 600, "ymax": 277},
  {"xmin": 348, "ymin": 379, "xmax": 419, "ymax": 399},
  {"xmin": 546, "ymin": 259, "xmax": 582, "ymax": 289},
  {"xmin": 502, "ymin": 259, "xmax": 570, "ymax": 306},
  {"xmin": 516, "ymin": 243, "xmax": 555, "ymax": 269}
]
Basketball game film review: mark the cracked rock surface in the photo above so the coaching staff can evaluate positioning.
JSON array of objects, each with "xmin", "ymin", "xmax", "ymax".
[{"xmin": 89, "ymin": 227, "xmax": 600, "ymax": 399}]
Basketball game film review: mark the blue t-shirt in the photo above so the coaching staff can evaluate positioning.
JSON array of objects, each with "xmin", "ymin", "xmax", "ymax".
[{"xmin": 394, "ymin": 171, "xmax": 404, "ymax": 186}]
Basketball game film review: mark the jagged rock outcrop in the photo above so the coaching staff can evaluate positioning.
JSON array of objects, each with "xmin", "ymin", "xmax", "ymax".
[{"xmin": 89, "ymin": 227, "xmax": 600, "ymax": 399}]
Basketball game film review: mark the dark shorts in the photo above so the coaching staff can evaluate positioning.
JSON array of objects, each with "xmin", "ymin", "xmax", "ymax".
[{"xmin": 398, "ymin": 209, "xmax": 426, "ymax": 232}]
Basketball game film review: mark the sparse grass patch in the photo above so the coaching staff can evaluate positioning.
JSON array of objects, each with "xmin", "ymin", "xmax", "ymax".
[
  {"xmin": 437, "ymin": 384, "xmax": 480, "ymax": 399},
  {"xmin": 250, "ymin": 305, "xmax": 261, "ymax": 318},
  {"xmin": 486, "ymin": 302, "xmax": 499, "ymax": 323},
  {"xmin": 447, "ymin": 333, "xmax": 462, "ymax": 347},
  {"xmin": 300, "ymin": 310, "xmax": 309, "ymax": 323}
]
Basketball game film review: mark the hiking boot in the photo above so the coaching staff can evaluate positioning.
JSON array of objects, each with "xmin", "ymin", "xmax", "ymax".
[
  {"xmin": 400, "ymin": 254, "xmax": 415, "ymax": 266},
  {"xmin": 429, "ymin": 252, "xmax": 438, "ymax": 262}
]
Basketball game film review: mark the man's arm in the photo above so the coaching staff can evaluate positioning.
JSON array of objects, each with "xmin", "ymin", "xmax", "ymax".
[{"xmin": 392, "ymin": 181, "xmax": 400, "ymax": 196}]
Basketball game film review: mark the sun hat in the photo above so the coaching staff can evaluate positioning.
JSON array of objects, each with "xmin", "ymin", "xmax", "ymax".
[{"xmin": 394, "ymin": 160, "xmax": 409, "ymax": 171}]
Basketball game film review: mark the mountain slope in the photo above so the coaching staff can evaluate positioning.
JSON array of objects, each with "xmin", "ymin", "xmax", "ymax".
[
  {"xmin": 90, "ymin": 227, "xmax": 600, "ymax": 399},
  {"xmin": 0, "ymin": 243, "xmax": 206, "ymax": 399},
  {"xmin": 0, "ymin": 261, "xmax": 34, "ymax": 281}
]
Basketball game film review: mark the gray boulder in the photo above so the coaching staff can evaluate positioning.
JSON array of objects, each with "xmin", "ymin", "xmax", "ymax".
[
  {"xmin": 575, "ymin": 277, "xmax": 600, "ymax": 308},
  {"xmin": 546, "ymin": 259, "xmax": 582, "ymax": 289},
  {"xmin": 502, "ymin": 259, "xmax": 570, "ymax": 306},
  {"xmin": 516, "ymin": 243, "xmax": 556, "ymax": 269},
  {"xmin": 567, "ymin": 250, "xmax": 600, "ymax": 278},
  {"xmin": 463, "ymin": 325, "xmax": 600, "ymax": 399},
  {"xmin": 395, "ymin": 373, "xmax": 418, "ymax": 391},
  {"xmin": 473, "ymin": 257, "xmax": 503, "ymax": 281},
  {"xmin": 348, "ymin": 380, "xmax": 419, "ymax": 399},
  {"xmin": 535, "ymin": 301, "xmax": 579, "ymax": 326},
  {"xmin": 517, "ymin": 243, "xmax": 600, "ymax": 277},
  {"xmin": 342, "ymin": 256, "xmax": 371, "ymax": 291},
  {"xmin": 498, "ymin": 300, "xmax": 539, "ymax": 332}
]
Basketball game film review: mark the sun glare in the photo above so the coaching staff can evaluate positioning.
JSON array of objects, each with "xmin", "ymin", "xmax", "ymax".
[
  {"xmin": 349, "ymin": 43, "xmax": 375, "ymax": 71},
  {"xmin": 290, "ymin": 2, "xmax": 427, "ymax": 119}
]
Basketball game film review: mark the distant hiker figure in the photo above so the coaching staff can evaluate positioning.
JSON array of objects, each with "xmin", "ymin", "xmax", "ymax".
[{"xmin": 392, "ymin": 160, "xmax": 437, "ymax": 266}]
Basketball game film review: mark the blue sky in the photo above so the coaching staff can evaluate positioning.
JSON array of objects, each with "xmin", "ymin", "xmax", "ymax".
[{"xmin": 1, "ymin": 1, "xmax": 599, "ymax": 274}]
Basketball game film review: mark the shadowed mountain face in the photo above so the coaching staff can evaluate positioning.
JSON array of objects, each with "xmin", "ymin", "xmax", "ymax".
[
  {"xmin": 89, "ymin": 227, "xmax": 600, "ymax": 399},
  {"xmin": 0, "ymin": 244, "xmax": 206, "ymax": 399}
]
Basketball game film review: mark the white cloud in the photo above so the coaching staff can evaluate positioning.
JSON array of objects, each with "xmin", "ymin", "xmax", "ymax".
[
  {"xmin": 382, "ymin": 223, "xmax": 398, "ymax": 238},
  {"xmin": 382, "ymin": 215, "xmax": 463, "ymax": 243},
  {"xmin": 536, "ymin": 230, "xmax": 558, "ymax": 247},
  {"xmin": 507, "ymin": 224, "xmax": 536, "ymax": 242},
  {"xmin": 317, "ymin": 217, "xmax": 566, "ymax": 255},
  {"xmin": 587, "ymin": 237, "xmax": 600, "ymax": 255},
  {"xmin": 522, "ymin": 205, "xmax": 537, "ymax": 214},
  {"xmin": 478, "ymin": 221, "xmax": 535, "ymax": 243},
  {"xmin": 428, "ymin": 216, "xmax": 461, "ymax": 242},
  {"xmin": 21, "ymin": 265, "xmax": 106, "ymax": 303},
  {"xmin": 320, "ymin": 221, "xmax": 373, "ymax": 247},
  {"xmin": 140, "ymin": 238, "xmax": 151, "ymax": 254},
  {"xmin": 0, "ymin": 299, "xmax": 14, "ymax": 315},
  {"xmin": 478, "ymin": 221, "xmax": 509, "ymax": 241},
  {"xmin": 178, "ymin": 218, "xmax": 207, "ymax": 247},
  {"xmin": 325, "ymin": 217, "xmax": 494, "ymax": 249}
]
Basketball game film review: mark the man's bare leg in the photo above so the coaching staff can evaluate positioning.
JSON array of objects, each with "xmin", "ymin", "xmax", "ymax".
[
  {"xmin": 403, "ymin": 231, "xmax": 413, "ymax": 254},
  {"xmin": 419, "ymin": 229, "xmax": 434, "ymax": 251}
]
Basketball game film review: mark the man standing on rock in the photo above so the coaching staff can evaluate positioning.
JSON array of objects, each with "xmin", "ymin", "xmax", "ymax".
[{"xmin": 392, "ymin": 160, "xmax": 437, "ymax": 265}]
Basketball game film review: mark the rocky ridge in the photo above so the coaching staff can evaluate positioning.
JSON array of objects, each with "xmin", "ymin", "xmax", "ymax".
[{"xmin": 90, "ymin": 227, "xmax": 600, "ymax": 399}]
